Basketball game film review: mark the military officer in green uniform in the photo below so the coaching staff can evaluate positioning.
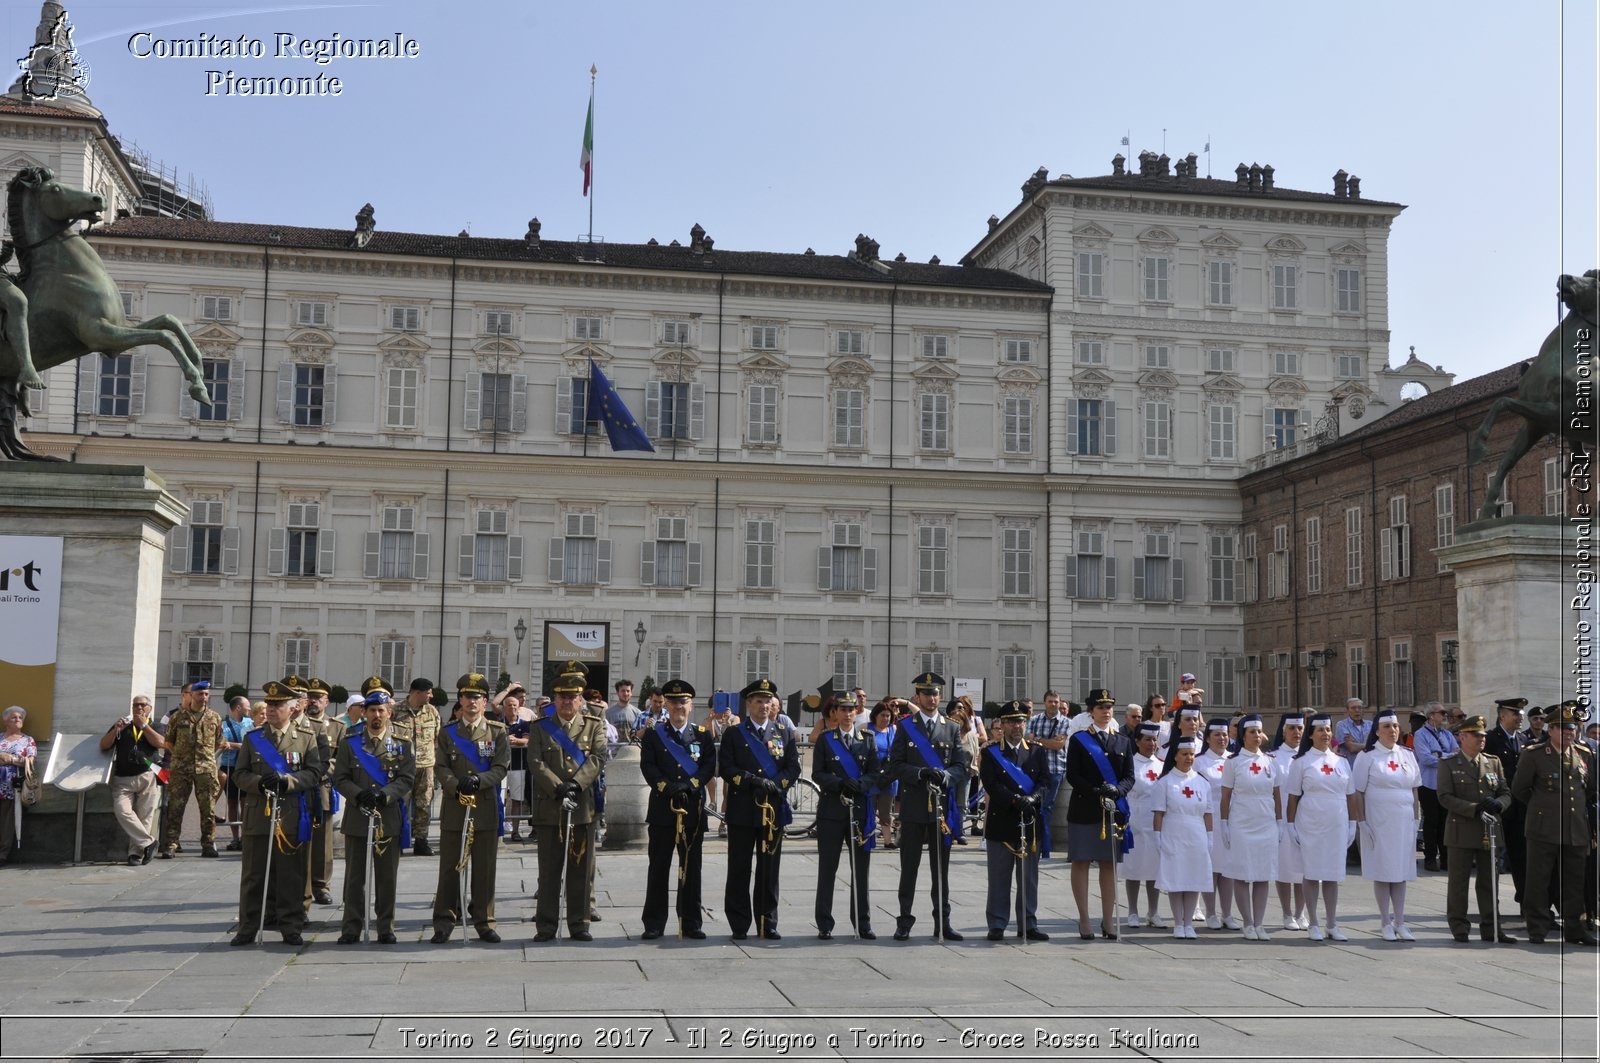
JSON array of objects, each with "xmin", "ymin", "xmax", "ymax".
[
  {"xmin": 332, "ymin": 688, "xmax": 414, "ymax": 944},
  {"xmin": 430, "ymin": 673, "xmax": 511, "ymax": 943},
  {"xmin": 1510, "ymin": 702, "xmax": 1599, "ymax": 945},
  {"xmin": 393, "ymin": 677, "xmax": 442, "ymax": 856},
  {"xmin": 300, "ymin": 677, "xmax": 346, "ymax": 907},
  {"xmin": 528, "ymin": 664, "xmax": 608, "ymax": 941},
  {"xmin": 1436, "ymin": 714, "xmax": 1516, "ymax": 943},
  {"xmin": 231, "ymin": 681, "xmax": 326, "ymax": 946},
  {"xmin": 159, "ymin": 679, "xmax": 224, "ymax": 858}
]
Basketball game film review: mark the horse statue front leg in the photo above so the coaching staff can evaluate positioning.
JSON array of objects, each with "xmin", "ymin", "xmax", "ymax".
[
  {"xmin": 1477, "ymin": 421, "xmax": 1534, "ymax": 521},
  {"xmin": 80, "ymin": 314, "xmax": 211, "ymax": 404},
  {"xmin": 0, "ymin": 281, "xmax": 45, "ymax": 389},
  {"xmin": 0, "ymin": 379, "xmax": 61, "ymax": 461}
]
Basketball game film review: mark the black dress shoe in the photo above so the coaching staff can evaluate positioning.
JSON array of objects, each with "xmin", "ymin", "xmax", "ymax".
[
  {"xmin": 1565, "ymin": 930, "xmax": 1600, "ymax": 947},
  {"xmin": 641, "ymin": 929, "xmax": 663, "ymax": 940},
  {"xmin": 684, "ymin": 928, "xmax": 707, "ymax": 940},
  {"xmin": 1452, "ymin": 930, "xmax": 1470, "ymax": 943},
  {"xmin": 534, "ymin": 930, "xmax": 556, "ymax": 942},
  {"xmin": 477, "ymin": 928, "xmax": 502, "ymax": 943},
  {"xmin": 337, "ymin": 932, "xmax": 360, "ymax": 945},
  {"xmin": 940, "ymin": 928, "xmax": 964, "ymax": 941},
  {"xmin": 987, "ymin": 928, "xmax": 1005, "ymax": 941},
  {"xmin": 762, "ymin": 930, "xmax": 782, "ymax": 941},
  {"xmin": 229, "ymin": 932, "xmax": 255, "ymax": 946},
  {"xmin": 1025, "ymin": 928, "xmax": 1050, "ymax": 941},
  {"xmin": 1528, "ymin": 934, "xmax": 1546, "ymax": 944},
  {"xmin": 570, "ymin": 929, "xmax": 593, "ymax": 942},
  {"xmin": 892, "ymin": 927, "xmax": 911, "ymax": 941},
  {"xmin": 377, "ymin": 932, "xmax": 398, "ymax": 945},
  {"xmin": 1423, "ymin": 857, "xmax": 1441, "ymax": 872},
  {"xmin": 589, "ymin": 909, "xmax": 601, "ymax": 922},
  {"xmin": 1100, "ymin": 929, "xmax": 1118, "ymax": 940},
  {"xmin": 225, "ymin": 839, "xmax": 242, "ymax": 852},
  {"xmin": 280, "ymin": 931, "xmax": 304, "ymax": 946},
  {"xmin": 858, "ymin": 929, "xmax": 876, "ymax": 940},
  {"xmin": 818, "ymin": 930, "xmax": 833, "ymax": 940},
  {"xmin": 430, "ymin": 929, "xmax": 452, "ymax": 944},
  {"xmin": 313, "ymin": 889, "xmax": 333, "ymax": 905},
  {"xmin": 413, "ymin": 841, "xmax": 434, "ymax": 857},
  {"xmin": 201, "ymin": 846, "xmax": 219, "ymax": 858},
  {"xmin": 731, "ymin": 931, "xmax": 749, "ymax": 941},
  {"xmin": 1482, "ymin": 930, "xmax": 1518, "ymax": 944},
  {"xmin": 141, "ymin": 843, "xmax": 157, "ymax": 865}
]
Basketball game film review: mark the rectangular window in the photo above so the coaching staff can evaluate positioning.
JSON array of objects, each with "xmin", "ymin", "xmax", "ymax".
[
  {"xmin": 1271, "ymin": 408, "xmax": 1298, "ymax": 450},
  {"xmin": 183, "ymin": 635, "xmax": 215, "ymax": 687},
  {"xmin": 919, "ymin": 392, "xmax": 949, "ymax": 451},
  {"xmin": 484, "ymin": 310, "xmax": 514, "ymax": 336},
  {"xmin": 1208, "ymin": 403, "xmax": 1237, "ymax": 460},
  {"xmin": 1143, "ymin": 256, "xmax": 1170, "ymax": 301},
  {"xmin": 832, "ymin": 649, "xmax": 861, "ymax": 693},
  {"xmin": 1071, "ymin": 529, "xmax": 1106, "ymax": 600},
  {"xmin": 1002, "ymin": 527, "xmax": 1034, "ymax": 597},
  {"xmin": 196, "ymin": 359, "xmax": 231, "ymax": 422},
  {"xmin": 1306, "ymin": 516, "xmax": 1322, "ymax": 593},
  {"xmin": 1137, "ymin": 531, "xmax": 1174, "ymax": 601},
  {"xmin": 1075, "ymin": 398, "xmax": 1106, "ymax": 456},
  {"xmin": 473, "ymin": 509, "xmax": 510, "ymax": 582},
  {"xmin": 1245, "ymin": 670, "xmax": 1259, "ymax": 709},
  {"xmin": 1002, "ymin": 654, "xmax": 1030, "ymax": 702},
  {"xmin": 1143, "ymin": 654, "xmax": 1173, "ymax": 702},
  {"xmin": 747, "ymin": 383, "xmax": 778, "ymax": 445},
  {"xmin": 385, "ymin": 366, "xmax": 418, "ymax": 429},
  {"xmin": 919, "ymin": 652, "xmax": 947, "ymax": 680},
  {"xmin": 1208, "ymin": 260, "xmax": 1233, "ymax": 305},
  {"xmin": 1243, "ymin": 530, "xmax": 1259, "ymax": 602},
  {"xmin": 922, "ymin": 334, "xmax": 949, "ymax": 359},
  {"xmin": 565, "ymin": 377, "xmax": 599, "ymax": 436},
  {"xmin": 1336, "ymin": 353, "xmax": 1365, "ymax": 379},
  {"xmin": 833, "ymin": 388, "xmax": 864, "ymax": 448},
  {"xmin": 379, "ymin": 505, "xmax": 415, "ymax": 580},
  {"xmin": 654, "ymin": 646, "xmax": 685, "ymax": 685},
  {"xmin": 200, "ymin": 295, "xmax": 233, "ymax": 321},
  {"xmin": 1143, "ymin": 400, "xmax": 1171, "ymax": 459},
  {"xmin": 744, "ymin": 519, "xmax": 775, "ymax": 589},
  {"xmin": 1002, "ymin": 396, "xmax": 1033, "ymax": 454},
  {"xmin": 1206, "ymin": 347, "xmax": 1236, "ymax": 373},
  {"xmin": 1545, "ymin": 456, "xmax": 1564, "ymax": 515},
  {"xmin": 388, "ymin": 305, "xmax": 421, "ymax": 331},
  {"xmin": 1143, "ymin": 344, "xmax": 1170, "ymax": 369},
  {"xmin": 98, "ymin": 354, "xmax": 133, "ymax": 417},
  {"xmin": 655, "ymin": 320, "xmax": 688, "ymax": 346},
  {"xmin": 295, "ymin": 301, "xmax": 328, "ymax": 327},
  {"xmin": 1382, "ymin": 496, "xmax": 1411, "ymax": 580},
  {"xmin": 285, "ymin": 502, "xmax": 321, "ymax": 578},
  {"xmin": 1272, "ymin": 350, "xmax": 1301, "ymax": 376},
  {"xmin": 1388, "ymin": 640, "xmax": 1414, "ymax": 707},
  {"xmin": 836, "ymin": 329, "xmax": 865, "ymax": 356},
  {"xmin": 574, "ymin": 316, "xmax": 603, "ymax": 341},
  {"xmin": 1486, "ymin": 471, "xmax": 1513, "ymax": 517},
  {"xmin": 378, "ymin": 639, "xmax": 408, "ymax": 693},
  {"xmin": 188, "ymin": 500, "xmax": 224, "ymax": 575},
  {"xmin": 1440, "ymin": 638, "xmax": 1461, "ymax": 705},
  {"xmin": 917, "ymin": 524, "xmax": 948, "ymax": 596},
  {"xmin": 293, "ymin": 365, "xmax": 325, "ymax": 428},
  {"xmin": 1077, "ymin": 653, "xmax": 1104, "ymax": 705},
  {"xmin": 1345, "ymin": 506, "xmax": 1363, "ymax": 587},
  {"xmin": 1272, "ymin": 264, "xmax": 1298, "ymax": 309},
  {"xmin": 472, "ymin": 641, "xmax": 503, "ymax": 680},
  {"xmin": 652, "ymin": 516, "xmax": 689, "ymax": 588},
  {"xmin": 1209, "ymin": 532, "xmax": 1237, "ymax": 603},
  {"xmin": 1209, "ymin": 657, "xmax": 1237, "ymax": 709},
  {"xmin": 1436, "ymin": 483, "xmax": 1455, "ymax": 570},
  {"xmin": 282, "ymin": 637, "xmax": 312, "ymax": 679},
  {"xmin": 1004, "ymin": 338, "xmax": 1033, "ymax": 363},
  {"xmin": 750, "ymin": 325, "xmax": 779, "ymax": 350},
  {"xmin": 1308, "ymin": 665, "xmax": 1325, "ymax": 709},
  {"xmin": 744, "ymin": 648, "xmax": 771, "ymax": 688},
  {"xmin": 563, "ymin": 513, "xmax": 598, "ymax": 585},
  {"xmin": 659, "ymin": 381, "xmax": 692, "ymax": 441},
  {"xmin": 1076, "ymin": 252, "xmax": 1104, "ymax": 298},
  {"xmin": 830, "ymin": 522, "xmax": 865, "ymax": 592},
  {"xmin": 120, "ymin": 290, "xmax": 136, "ymax": 317},
  {"xmin": 1268, "ymin": 523, "xmax": 1290, "ymax": 599},
  {"xmin": 479, "ymin": 373, "xmax": 512, "ymax": 433},
  {"xmin": 1335, "ymin": 268, "xmax": 1362, "ymax": 312},
  {"xmin": 1077, "ymin": 340, "xmax": 1104, "ymax": 365},
  {"xmin": 1276, "ymin": 664, "xmax": 1292, "ymax": 708}
]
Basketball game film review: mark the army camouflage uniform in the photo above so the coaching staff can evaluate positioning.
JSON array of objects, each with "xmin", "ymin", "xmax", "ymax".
[
  {"xmin": 299, "ymin": 709, "xmax": 346, "ymax": 907},
  {"xmin": 162, "ymin": 702, "xmax": 223, "ymax": 854},
  {"xmin": 392, "ymin": 699, "xmax": 441, "ymax": 850}
]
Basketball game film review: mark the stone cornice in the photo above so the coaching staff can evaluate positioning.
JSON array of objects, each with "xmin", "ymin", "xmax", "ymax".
[
  {"xmin": 1055, "ymin": 310, "xmax": 1386, "ymax": 345},
  {"xmin": 1049, "ymin": 189, "xmax": 1400, "ymax": 230}
]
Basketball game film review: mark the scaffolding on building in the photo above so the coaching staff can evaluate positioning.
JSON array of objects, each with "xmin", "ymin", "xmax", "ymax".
[{"xmin": 120, "ymin": 139, "xmax": 212, "ymax": 221}]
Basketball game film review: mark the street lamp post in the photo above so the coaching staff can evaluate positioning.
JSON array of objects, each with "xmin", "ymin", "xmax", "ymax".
[
  {"xmin": 513, "ymin": 617, "xmax": 528, "ymax": 664},
  {"xmin": 634, "ymin": 620, "xmax": 647, "ymax": 668}
]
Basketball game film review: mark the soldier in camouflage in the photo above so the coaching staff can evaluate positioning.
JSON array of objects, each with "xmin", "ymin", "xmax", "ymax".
[
  {"xmin": 300, "ymin": 677, "xmax": 346, "ymax": 907},
  {"xmin": 159, "ymin": 679, "xmax": 224, "ymax": 859},
  {"xmin": 392, "ymin": 677, "xmax": 442, "ymax": 857}
]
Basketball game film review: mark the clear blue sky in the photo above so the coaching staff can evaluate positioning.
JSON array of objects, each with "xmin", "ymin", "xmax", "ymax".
[{"xmin": 8, "ymin": 1, "xmax": 1595, "ymax": 384}]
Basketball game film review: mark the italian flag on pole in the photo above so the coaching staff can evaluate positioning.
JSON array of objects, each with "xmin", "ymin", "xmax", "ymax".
[{"xmin": 580, "ymin": 88, "xmax": 594, "ymax": 196}]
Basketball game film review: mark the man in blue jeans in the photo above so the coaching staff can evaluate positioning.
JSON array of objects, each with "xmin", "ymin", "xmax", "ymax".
[{"xmin": 1026, "ymin": 690, "xmax": 1070, "ymax": 833}]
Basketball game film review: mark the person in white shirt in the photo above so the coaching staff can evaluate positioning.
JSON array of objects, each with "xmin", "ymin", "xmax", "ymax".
[
  {"xmin": 1352, "ymin": 709, "xmax": 1421, "ymax": 941},
  {"xmin": 1194, "ymin": 720, "xmax": 1235, "ymax": 930},
  {"xmin": 1219, "ymin": 714, "xmax": 1280, "ymax": 941},
  {"xmin": 1152, "ymin": 736, "xmax": 1213, "ymax": 940},
  {"xmin": 1122, "ymin": 722, "xmax": 1167, "ymax": 928},
  {"xmin": 1286, "ymin": 714, "xmax": 1355, "ymax": 941},
  {"xmin": 1271, "ymin": 713, "xmax": 1308, "ymax": 930}
]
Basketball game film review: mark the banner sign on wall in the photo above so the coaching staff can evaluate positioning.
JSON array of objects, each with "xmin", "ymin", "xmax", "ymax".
[
  {"xmin": 541, "ymin": 621, "xmax": 610, "ymax": 697},
  {"xmin": 0, "ymin": 535, "xmax": 63, "ymax": 739}
]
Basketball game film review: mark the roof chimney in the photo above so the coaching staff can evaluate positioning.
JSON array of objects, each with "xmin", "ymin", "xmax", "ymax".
[
  {"xmin": 928, "ymin": 255, "xmax": 940, "ymax": 265},
  {"xmin": 1261, "ymin": 164, "xmax": 1274, "ymax": 190},
  {"xmin": 894, "ymin": 252, "xmax": 907, "ymax": 263},
  {"xmin": 1235, "ymin": 163, "xmax": 1250, "ymax": 188},
  {"xmin": 1111, "ymin": 153, "xmax": 1126, "ymax": 176},
  {"xmin": 689, "ymin": 222, "xmax": 706, "ymax": 253},
  {"xmin": 1021, "ymin": 166, "xmax": 1049, "ymax": 197},
  {"xmin": 351, "ymin": 203, "xmax": 375, "ymax": 248},
  {"xmin": 1332, "ymin": 170, "xmax": 1348, "ymax": 198},
  {"xmin": 524, "ymin": 217, "xmax": 541, "ymax": 245},
  {"xmin": 1248, "ymin": 163, "xmax": 1262, "ymax": 191},
  {"xmin": 987, "ymin": 215, "xmax": 999, "ymax": 233},
  {"xmin": 1347, "ymin": 176, "xmax": 1361, "ymax": 199},
  {"xmin": 854, "ymin": 233, "xmax": 880, "ymax": 262},
  {"xmin": 1157, "ymin": 153, "xmax": 1171, "ymax": 176}
]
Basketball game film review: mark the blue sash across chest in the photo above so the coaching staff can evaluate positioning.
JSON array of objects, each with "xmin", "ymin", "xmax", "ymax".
[
  {"xmin": 824, "ymin": 730, "xmax": 876, "ymax": 849},
  {"xmin": 247, "ymin": 730, "xmax": 312, "ymax": 842},
  {"xmin": 1072, "ymin": 730, "xmax": 1133, "ymax": 854},
  {"xmin": 985, "ymin": 744, "xmax": 1052, "ymax": 856},
  {"xmin": 729, "ymin": 723, "xmax": 792, "ymax": 827},
  {"xmin": 445, "ymin": 722, "xmax": 503, "ymax": 837},
  {"xmin": 538, "ymin": 717, "xmax": 588, "ymax": 768},
  {"xmin": 904, "ymin": 717, "xmax": 960, "ymax": 845},
  {"xmin": 655, "ymin": 723, "xmax": 702, "ymax": 783},
  {"xmin": 347, "ymin": 734, "xmax": 412, "ymax": 849}
]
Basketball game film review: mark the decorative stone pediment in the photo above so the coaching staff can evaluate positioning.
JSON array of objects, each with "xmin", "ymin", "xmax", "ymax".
[
  {"xmin": 996, "ymin": 365, "xmax": 1041, "ymax": 386},
  {"xmin": 911, "ymin": 360, "xmax": 959, "ymax": 383},
  {"xmin": 378, "ymin": 332, "xmax": 430, "ymax": 355},
  {"xmin": 472, "ymin": 337, "xmax": 521, "ymax": 358},
  {"xmin": 1329, "ymin": 240, "xmax": 1367, "ymax": 261},
  {"xmin": 1072, "ymin": 367, "xmax": 1115, "ymax": 388},
  {"xmin": 1331, "ymin": 380, "xmax": 1374, "ymax": 403},
  {"xmin": 1138, "ymin": 226, "xmax": 1177, "ymax": 245},
  {"xmin": 1201, "ymin": 231, "xmax": 1241, "ymax": 251},
  {"xmin": 1265, "ymin": 234, "xmax": 1306, "ymax": 254},
  {"xmin": 189, "ymin": 322, "xmax": 240, "ymax": 357},
  {"xmin": 1267, "ymin": 376, "xmax": 1309, "ymax": 399},
  {"xmin": 286, "ymin": 327, "xmax": 333, "ymax": 348},
  {"xmin": 1071, "ymin": 222, "xmax": 1113, "ymax": 243},
  {"xmin": 737, "ymin": 351, "xmax": 790, "ymax": 373},
  {"xmin": 827, "ymin": 356, "xmax": 874, "ymax": 380},
  {"xmin": 1202, "ymin": 373, "xmax": 1244, "ymax": 393},
  {"xmin": 1137, "ymin": 369, "xmax": 1180, "ymax": 390}
]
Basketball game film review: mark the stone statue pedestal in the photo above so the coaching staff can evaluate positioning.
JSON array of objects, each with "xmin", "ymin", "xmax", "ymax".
[
  {"xmin": 1436, "ymin": 517, "xmax": 1575, "ymax": 713},
  {"xmin": 601, "ymin": 742, "xmax": 648, "ymax": 849},
  {"xmin": 0, "ymin": 464, "xmax": 185, "ymax": 863}
]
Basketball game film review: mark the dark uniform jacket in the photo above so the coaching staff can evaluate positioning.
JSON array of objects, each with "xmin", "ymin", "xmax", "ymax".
[
  {"xmin": 1063, "ymin": 726, "xmax": 1135, "ymax": 825},
  {"xmin": 888, "ymin": 714, "xmax": 969, "ymax": 825},
  {"xmin": 1436, "ymin": 750, "xmax": 1510, "ymax": 850},
  {"xmin": 331, "ymin": 729, "xmax": 416, "ymax": 840},
  {"xmin": 301, "ymin": 712, "xmax": 346, "ymax": 811},
  {"xmin": 638, "ymin": 719, "xmax": 716, "ymax": 828},
  {"xmin": 526, "ymin": 712, "xmax": 606, "ymax": 826},
  {"xmin": 812, "ymin": 727, "xmax": 881, "ymax": 826},
  {"xmin": 232, "ymin": 721, "xmax": 325, "ymax": 835},
  {"xmin": 434, "ymin": 717, "xmax": 511, "ymax": 832},
  {"xmin": 1484, "ymin": 726, "xmax": 1525, "ymax": 784},
  {"xmin": 1511, "ymin": 742, "xmax": 1598, "ymax": 846},
  {"xmin": 719, "ymin": 717, "xmax": 802, "ymax": 829},
  {"xmin": 979, "ymin": 739, "xmax": 1052, "ymax": 849}
]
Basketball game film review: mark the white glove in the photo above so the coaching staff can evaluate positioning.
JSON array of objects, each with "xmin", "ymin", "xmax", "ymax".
[
  {"xmin": 1346, "ymin": 822, "xmax": 1357, "ymax": 848},
  {"xmin": 1286, "ymin": 822, "xmax": 1300, "ymax": 847},
  {"xmin": 1220, "ymin": 821, "xmax": 1231, "ymax": 848}
]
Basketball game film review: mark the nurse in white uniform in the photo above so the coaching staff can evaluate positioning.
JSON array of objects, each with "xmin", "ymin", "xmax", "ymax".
[
  {"xmin": 1194, "ymin": 719, "xmax": 1235, "ymax": 930},
  {"xmin": 1220, "ymin": 714, "xmax": 1280, "ymax": 941},
  {"xmin": 1352, "ymin": 709, "xmax": 1421, "ymax": 941},
  {"xmin": 1286, "ymin": 714, "xmax": 1356, "ymax": 941},
  {"xmin": 1122, "ymin": 722, "xmax": 1166, "ymax": 928},
  {"xmin": 1271, "ymin": 713, "xmax": 1308, "ymax": 930},
  {"xmin": 1152, "ymin": 736, "xmax": 1212, "ymax": 939}
]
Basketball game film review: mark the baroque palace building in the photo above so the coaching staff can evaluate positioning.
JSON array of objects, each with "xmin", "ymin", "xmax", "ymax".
[{"xmin": 2, "ymin": 4, "xmax": 1441, "ymax": 708}]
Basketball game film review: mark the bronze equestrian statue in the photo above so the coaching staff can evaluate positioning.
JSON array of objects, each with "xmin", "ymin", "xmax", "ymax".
[
  {"xmin": 1469, "ymin": 269, "xmax": 1597, "ymax": 521},
  {"xmin": 0, "ymin": 166, "xmax": 212, "ymax": 460}
]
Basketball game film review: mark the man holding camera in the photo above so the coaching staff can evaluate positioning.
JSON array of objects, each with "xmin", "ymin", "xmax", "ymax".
[
  {"xmin": 528, "ymin": 664, "xmax": 608, "ymax": 941},
  {"xmin": 100, "ymin": 696, "xmax": 168, "ymax": 865}
]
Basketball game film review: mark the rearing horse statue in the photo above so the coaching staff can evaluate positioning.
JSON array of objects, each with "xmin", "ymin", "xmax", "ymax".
[
  {"xmin": 1469, "ymin": 269, "xmax": 1597, "ymax": 521},
  {"xmin": 0, "ymin": 166, "xmax": 212, "ymax": 460}
]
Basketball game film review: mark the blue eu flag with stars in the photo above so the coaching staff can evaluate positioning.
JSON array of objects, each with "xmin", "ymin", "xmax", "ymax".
[{"xmin": 586, "ymin": 360, "xmax": 655, "ymax": 452}]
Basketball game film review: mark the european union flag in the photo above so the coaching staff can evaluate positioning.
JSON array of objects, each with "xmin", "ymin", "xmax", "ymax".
[{"xmin": 586, "ymin": 359, "xmax": 655, "ymax": 452}]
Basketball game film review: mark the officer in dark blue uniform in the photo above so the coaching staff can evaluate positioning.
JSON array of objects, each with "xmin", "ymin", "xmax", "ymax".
[
  {"xmin": 812, "ymin": 690, "xmax": 880, "ymax": 940},
  {"xmin": 888, "ymin": 672, "xmax": 969, "ymax": 941},
  {"xmin": 637, "ymin": 679, "xmax": 716, "ymax": 940},
  {"xmin": 720, "ymin": 677, "xmax": 800, "ymax": 940},
  {"xmin": 1483, "ymin": 697, "xmax": 1528, "ymax": 901}
]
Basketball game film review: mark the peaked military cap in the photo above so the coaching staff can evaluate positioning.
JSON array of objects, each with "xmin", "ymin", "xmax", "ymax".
[
  {"xmin": 660, "ymin": 678, "xmax": 696, "ymax": 699},
  {"xmin": 364, "ymin": 689, "xmax": 394, "ymax": 706},
  {"xmin": 1085, "ymin": 687, "xmax": 1116, "ymax": 706},
  {"xmin": 1454, "ymin": 714, "xmax": 1489, "ymax": 735},
  {"xmin": 307, "ymin": 678, "xmax": 332, "ymax": 696},
  {"xmin": 281, "ymin": 674, "xmax": 310, "ymax": 695},
  {"xmin": 1494, "ymin": 697, "xmax": 1528, "ymax": 712},
  {"xmin": 455, "ymin": 672, "xmax": 490, "ymax": 695},
  {"xmin": 360, "ymin": 675, "xmax": 393, "ymax": 697},
  {"xmin": 995, "ymin": 699, "xmax": 1030, "ymax": 720},
  {"xmin": 1527, "ymin": 705, "xmax": 1546, "ymax": 720},
  {"xmin": 260, "ymin": 680, "xmax": 296, "ymax": 703},
  {"xmin": 550, "ymin": 667, "xmax": 588, "ymax": 695},
  {"xmin": 740, "ymin": 678, "xmax": 779, "ymax": 699},
  {"xmin": 911, "ymin": 671, "xmax": 945, "ymax": 693},
  {"xmin": 1548, "ymin": 702, "xmax": 1589, "ymax": 726},
  {"xmin": 835, "ymin": 689, "xmax": 860, "ymax": 709}
]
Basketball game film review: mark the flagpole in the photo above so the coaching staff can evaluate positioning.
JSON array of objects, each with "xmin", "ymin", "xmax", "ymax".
[
  {"xmin": 587, "ymin": 65, "xmax": 596, "ymax": 243},
  {"xmin": 583, "ymin": 360, "xmax": 592, "ymax": 459}
]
